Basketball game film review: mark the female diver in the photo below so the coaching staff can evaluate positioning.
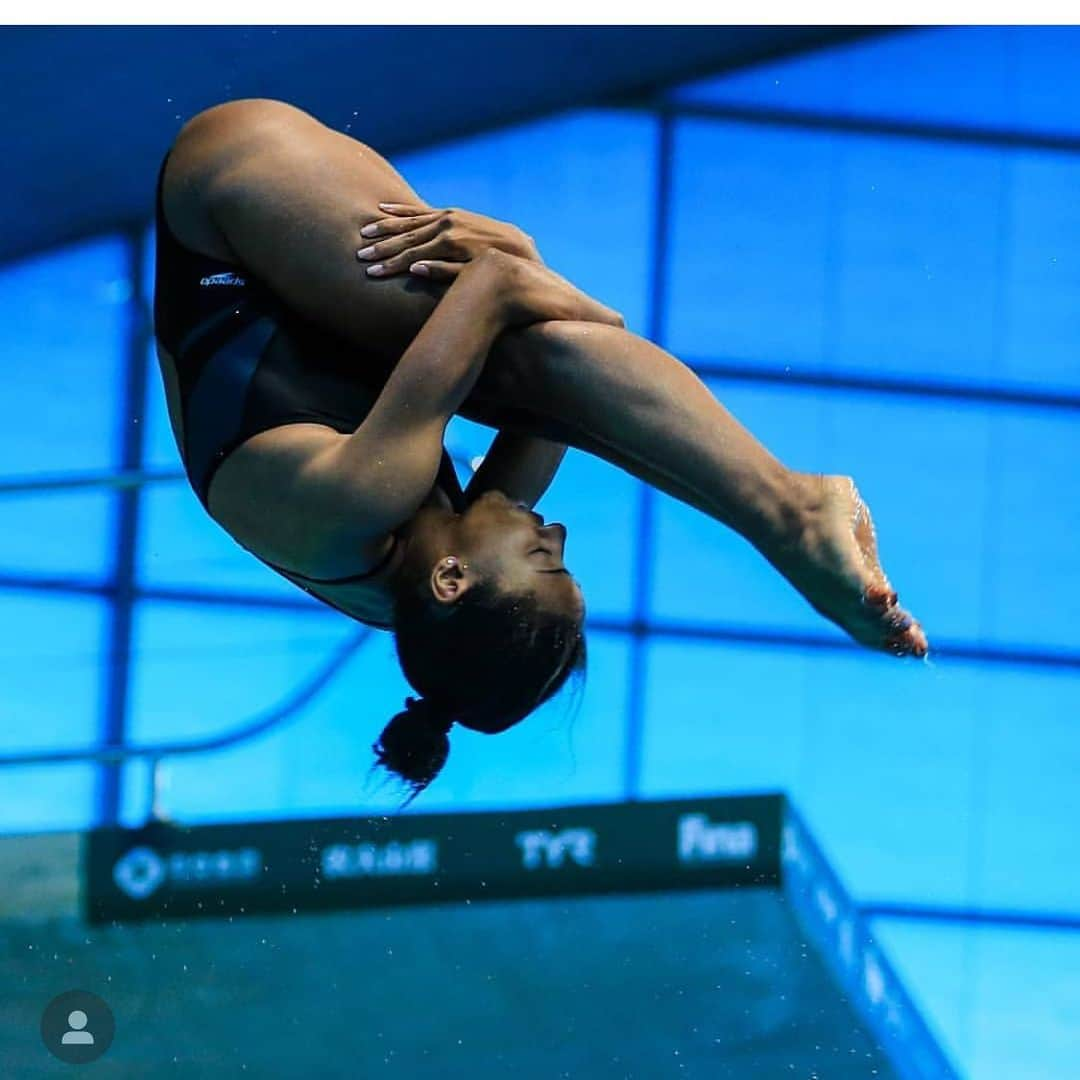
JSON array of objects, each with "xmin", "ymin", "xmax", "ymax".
[{"xmin": 153, "ymin": 98, "xmax": 928, "ymax": 805}]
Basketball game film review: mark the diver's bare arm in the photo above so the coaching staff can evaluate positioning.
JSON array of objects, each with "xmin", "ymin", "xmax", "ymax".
[
  {"xmin": 462, "ymin": 431, "xmax": 568, "ymax": 509},
  {"xmin": 303, "ymin": 250, "xmax": 619, "ymax": 533}
]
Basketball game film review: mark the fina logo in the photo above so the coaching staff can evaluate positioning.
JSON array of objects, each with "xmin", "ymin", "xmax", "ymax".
[
  {"xmin": 677, "ymin": 813, "xmax": 758, "ymax": 865},
  {"xmin": 112, "ymin": 846, "xmax": 167, "ymax": 900},
  {"xmin": 199, "ymin": 271, "xmax": 246, "ymax": 287}
]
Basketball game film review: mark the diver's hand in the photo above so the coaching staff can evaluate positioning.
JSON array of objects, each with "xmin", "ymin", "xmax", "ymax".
[
  {"xmin": 477, "ymin": 249, "xmax": 624, "ymax": 330},
  {"xmin": 357, "ymin": 202, "xmax": 540, "ymax": 281}
]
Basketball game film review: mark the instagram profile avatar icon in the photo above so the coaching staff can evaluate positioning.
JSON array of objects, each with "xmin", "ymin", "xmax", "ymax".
[
  {"xmin": 41, "ymin": 990, "xmax": 114, "ymax": 1064},
  {"xmin": 62, "ymin": 1009, "xmax": 94, "ymax": 1045}
]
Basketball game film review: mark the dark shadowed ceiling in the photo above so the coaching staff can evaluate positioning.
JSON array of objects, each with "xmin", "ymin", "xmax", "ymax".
[{"xmin": 0, "ymin": 26, "xmax": 878, "ymax": 266}]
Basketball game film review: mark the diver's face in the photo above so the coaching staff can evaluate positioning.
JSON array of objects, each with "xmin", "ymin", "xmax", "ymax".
[{"xmin": 456, "ymin": 490, "xmax": 584, "ymax": 616}]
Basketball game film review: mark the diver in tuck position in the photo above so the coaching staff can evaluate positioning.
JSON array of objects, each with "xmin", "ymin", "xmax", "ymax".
[{"xmin": 153, "ymin": 98, "xmax": 928, "ymax": 803}]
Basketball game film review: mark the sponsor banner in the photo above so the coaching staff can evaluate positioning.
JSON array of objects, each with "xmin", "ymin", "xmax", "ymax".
[{"xmin": 84, "ymin": 794, "xmax": 782, "ymax": 924}]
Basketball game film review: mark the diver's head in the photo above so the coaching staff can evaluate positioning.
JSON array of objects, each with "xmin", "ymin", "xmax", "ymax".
[{"xmin": 373, "ymin": 490, "xmax": 587, "ymax": 806}]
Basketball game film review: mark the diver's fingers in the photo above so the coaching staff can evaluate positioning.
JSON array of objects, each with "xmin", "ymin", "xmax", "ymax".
[
  {"xmin": 360, "ymin": 211, "xmax": 441, "ymax": 239},
  {"xmin": 377, "ymin": 202, "xmax": 435, "ymax": 217},
  {"xmin": 408, "ymin": 260, "xmax": 465, "ymax": 282}
]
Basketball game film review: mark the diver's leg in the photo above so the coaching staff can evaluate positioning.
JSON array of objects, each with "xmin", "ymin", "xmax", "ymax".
[{"xmin": 465, "ymin": 321, "xmax": 927, "ymax": 658}]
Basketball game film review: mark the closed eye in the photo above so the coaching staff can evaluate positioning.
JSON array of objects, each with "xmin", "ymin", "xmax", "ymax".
[{"xmin": 530, "ymin": 547, "xmax": 568, "ymax": 574}]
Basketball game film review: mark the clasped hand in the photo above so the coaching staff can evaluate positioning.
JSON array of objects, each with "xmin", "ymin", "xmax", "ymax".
[{"xmin": 356, "ymin": 202, "xmax": 540, "ymax": 281}]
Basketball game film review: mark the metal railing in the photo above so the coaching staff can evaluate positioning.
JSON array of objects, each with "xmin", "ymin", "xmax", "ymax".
[{"xmin": 0, "ymin": 627, "xmax": 375, "ymax": 823}]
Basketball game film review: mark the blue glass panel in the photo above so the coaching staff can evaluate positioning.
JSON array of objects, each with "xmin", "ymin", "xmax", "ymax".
[
  {"xmin": 868, "ymin": 919, "xmax": 972, "ymax": 1074},
  {"xmin": 795, "ymin": 652, "xmax": 982, "ymax": 906},
  {"xmin": 1002, "ymin": 152, "xmax": 1080, "ymax": 393},
  {"xmin": 122, "ymin": 602, "xmax": 365, "ymax": 825},
  {"xmin": 639, "ymin": 640, "xmax": 811, "ymax": 798},
  {"xmin": 0, "ymin": 492, "xmax": 112, "ymax": 578},
  {"xmin": 977, "ymin": 667, "xmax": 1080, "ymax": 912},
  {"xmin": 123, "ymin": 602, "xmax": 628, "ymax": 824},
  {"xmin": 651, "ymin": 382, "xmax": 994, "ymax": 647},
  {"xmin": 987, "ymin": 409, "xmax": 1080, "ymax": 650},
  {"xmin": 136, "ymin": 478, "xmax": 300, "ymax": 597},
  {"xmin": 395, "ymin": 109, "xmax": 657, "ymax": 335},
  {"xmin": 675, "ymin": 29, "xmax": 1008, "ymax": 123},
  {"xmin": 666, "ymin": 120, "xmax": 1024, "ymax": 387},
  {"xmin": 872, "ymin": 919, "xmax": 1080, "ymax": 1080},
  {"xmin": 639, "ymin": 640, "xmax": 981, "ymax": 905},
  {"xmin": 675, "ymin": 28, "xmax": 1080, "ymax": 140},
  {"xmin": 1011, "ymin": 28, "xmax": 1080, "ymax": 138},
  {"xmin": 828, "ymin": 137, "xmax": 1002, "ymax": 382},
  {"xmin": 665, "ymin": 120, "xmax": 833, "ymax": 367},
  {"xmin": 0, "ymin": 594, "xmax": 106, "ymax": 833},
  {"xmin": 0, "ymin": 235, "xmax": 128, "ymax": 474}
]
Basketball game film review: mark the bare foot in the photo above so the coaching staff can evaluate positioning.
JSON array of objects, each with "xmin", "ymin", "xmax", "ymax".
[{"xmin": 769, "ymin": 474, "xmax": 929, "ymax": 658}]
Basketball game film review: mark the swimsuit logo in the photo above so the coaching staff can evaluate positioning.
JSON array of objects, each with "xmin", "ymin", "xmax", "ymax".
[{"xmin": 199, "ymin": 272, "xmax": 246, "ymax": 287}]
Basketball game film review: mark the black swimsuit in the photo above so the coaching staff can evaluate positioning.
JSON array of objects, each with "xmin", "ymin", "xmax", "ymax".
[{"xmin": 152, "ymin": 149, "xmax": 466, "ymax": 628}]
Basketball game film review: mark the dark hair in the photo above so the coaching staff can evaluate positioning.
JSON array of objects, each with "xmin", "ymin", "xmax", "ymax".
[{"xmin": 370, "ymin": 579, "xmax": 586, "ymax": 809}]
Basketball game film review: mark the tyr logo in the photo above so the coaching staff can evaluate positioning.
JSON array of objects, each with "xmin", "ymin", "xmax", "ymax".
[{"xmin": 514, "ymin": 827, "xmax": 597, "ymax": 870}]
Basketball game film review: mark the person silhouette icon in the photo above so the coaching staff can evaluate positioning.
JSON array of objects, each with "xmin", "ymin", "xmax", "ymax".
[
  {"xmin": 42, "ymin": 990, "xmax": 113, "ymax": 1063},
  {"xmin": 61, "ymin": 1010, "xmax": 94, "ymax": 1045}
]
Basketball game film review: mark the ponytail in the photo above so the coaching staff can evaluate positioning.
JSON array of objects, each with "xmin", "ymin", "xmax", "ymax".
[{"xmin": 370, "ymin": 696, "xmax": 456, "ymax": 808}]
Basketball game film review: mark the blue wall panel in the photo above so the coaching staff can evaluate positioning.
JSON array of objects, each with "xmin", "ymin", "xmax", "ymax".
[
  {"xmin": 675, "ymin": 28, "xmax": 1080, "ymax": 140},
  {"xmin": 0, "ymin": 492, "xmax": 113, "ymax": 578},
  {"xmin": 986, "ymin": 409, "xmax": 1080, "ymax": 650},
  {"xmin": 871, "ymin": 918, "xmax": 1080, "ymax": 1080},
  {"xmin": 976, "ymin": 667, "xmax": 1080, "ymax": 913},
  {"xmin": 0, "ymin": 236, "xmax": 128, "ymax": 474},
  {"xmin": 666, "ymin": 120, "xmax": 833, "ymax": 367},
  {"xmin": 0, "ymin": 594, "xmax": 106, "ymax": 831},
  {"xmin": 136, "ymin": 477, "xmax": 299, "ymax": 597},
  {"xmin": 1002, "ymin": 152, "xmax": 1080, "ymax": 392},
  {"xmin": 828, "ymin": 137, "xmax": 1003, "ymax": 381}
]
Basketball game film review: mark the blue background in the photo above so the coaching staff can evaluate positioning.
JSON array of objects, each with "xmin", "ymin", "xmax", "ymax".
[{"xmin": 1, "ymin": 27, "xmax": 1078, "ymax": 1079}]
